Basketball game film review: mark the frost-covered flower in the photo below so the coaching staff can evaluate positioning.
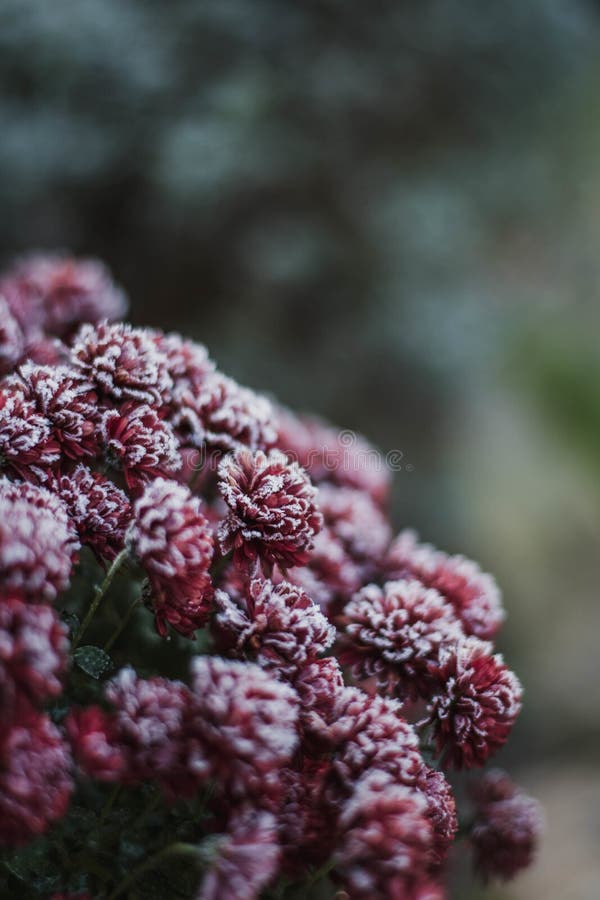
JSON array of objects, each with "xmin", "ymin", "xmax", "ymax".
[
  {"xmin": 198, "ymin": 807, "xmax": 280, "ymax": 900},
  {"xmin": 151, "ymin": 330, "xmax": 215, "ymax": 392},
  {"xmin": 0, "ymin": 596, "xmax": 69, "ymax": 707},
  {"xmin": 317, "ymin": 483, "xmax": 391, "ymax": 565},
  {"xmin": 0, "ymin": 385, "xmax": 60, "ymax": 482},
  {"xmin": 130, "ymin": 478, "xmax": 214, "ymax": 636},
  {"xmin": 330, "ymin": 688, "xmax": 422, "ymax": 793},
  {"xmin": 0, "ymin": 254, "xmax": 127, "ymax": 338},
  {"xmin": 218, "ymin": 448, "xmax": 322, "ymax": 572},
  {"xmin": 173, "ymin": 372, "xmax": 276, "ymax": 452},
  {"xmin": 7, "ymin": 363, "xmax": 99, "ymax": 459},
  {"xmin": 0, "ymin": 704, "xmax": 73, "ymax": 846},
  {"xmin": 186, "ymin": 657, "xmax": 299, "ymax": 804},
  {"xmin": 71, "ymin": 321, "xmax": 171, "ymax": 406},
  {"xmin": 293, "ymin": 657, "xmax": 345, "ymax": 745},
  {"xmin": 0, "ymin": 296, "xmax": 24, "ymax": 375},
  {"xmin": 0, "ymin": 478, "xmax": 78, "ymax": 601},
  {"xmin": 213, "ymin": 577, "xmax": 335, "ymax": 675},
  {"xmin": 278, "ymin": 760, "xmax": 337, "ymax": 876},
  {"xmin": 65, "ymin": 706, "xmax": 125, "ymax": 782},
  {"xmin": 99, "ymin": 402, "xmax": 181, "ymax": 490},
  {"xmin": 427, "ymin": 638, "xmax": 522, "ymax": 770},
  {"xmin": 470, "ymin": 770, "xmax": 543, "ymax": 882},
  {"xmin": 386, "ymin": 530, "xmax": 504, "ymax": 640},
  {"xmin": 340, "ymin": 580, "xmax": 463, "ymax": 700},
  {"xmin": 55, "ymin": 466, "xmax": 132, "ymax": 561},
  {"xmin": 275, "ymin": 407, "xmax": 391, "ymax": 507},
  {"xmin": 335, "ymin": 770, "xmax": 434, "ymax": 900},
  {"xmin": 416, "ymin": 766, "xmax": 458, "ymax": 868}
]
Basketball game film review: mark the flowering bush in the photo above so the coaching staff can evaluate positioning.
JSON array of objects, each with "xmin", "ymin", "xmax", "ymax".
[{"xmin": 0, "ymin": 253, "xmax": 542, "ymax": 899}]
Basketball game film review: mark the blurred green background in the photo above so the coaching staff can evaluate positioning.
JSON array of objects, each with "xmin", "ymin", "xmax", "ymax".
[{"xmin": 1, "ymin": 1, "xmax": 600, "ymax": 897}]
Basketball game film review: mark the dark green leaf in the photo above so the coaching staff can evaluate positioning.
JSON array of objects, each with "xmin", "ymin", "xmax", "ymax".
[{"xmin": 73, "ymin": 645, "xmax": 114, "ymax": 679}]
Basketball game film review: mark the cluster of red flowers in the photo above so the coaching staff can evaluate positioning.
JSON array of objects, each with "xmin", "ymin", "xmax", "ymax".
[{"xmin": 0, "ymin": 254, "xmax": 541, "ymax": 899}]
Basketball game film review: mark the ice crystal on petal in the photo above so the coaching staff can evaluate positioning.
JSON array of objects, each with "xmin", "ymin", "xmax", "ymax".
[
  {"xmin": 99, "ymin": 402, "xmax": 181, "ymax": 490},
  {"xmin": 56, "ymin": 465, "xmax": 132, "ymax": 561},
  {"xmin": 0, "ymin": 385, "xmax": 60, "ymax": 482}
]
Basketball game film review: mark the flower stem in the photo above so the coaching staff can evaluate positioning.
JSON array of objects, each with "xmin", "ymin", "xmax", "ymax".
[
  {"xmin": 107, "ymin": 842, "xmax": 201, "ymax": 900},
  {"xmin": 104, "ymin": 594, "xmax": 141, "ymax": 651},
  {"xmin": 72, "ymin": 548, "xmax": 129, "ymax": 650}
]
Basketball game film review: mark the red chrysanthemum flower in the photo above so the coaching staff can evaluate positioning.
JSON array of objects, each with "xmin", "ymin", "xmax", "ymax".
[
  {"xmin": 173, "ymin": 372, "xmax": 276, "ymax": 452},
  {"xmin": 427, "ymin": 638, "xmax": 522, "ymax": 770},
  {"xmin": 335, "ymin": 770, "xmax": 434, "ymax": 900},
  {"xmin": 470, "ymin": 769, "xmax": 543, "ymax": 882},
  {"xmin": 0, "ymin": 253, "xmax": 127, "ymax": 339},
  {"xmin": 218, "ymin": 448, "xmax": 322, "ymax": 572},
  {"xmin": 340, "ymin": 579, "xmax": 463, "ymax": 700},
  {"xmin": 130, "ymin": 478, "xmax": 214, "ymax": 636},
  {"xmin": 213, "ymin": 577, "xmax": 335, "ymax": 676},
  {"xmin": 71, "ymin": 321, "xmax": 172, "ymax": 406},
  {"xmin": 198, "ymin": 806, "xmax": 280, "ymax": 900},
  {"xmin": 65, "ymin": 706, "xmax": 126, "ymax": 782},
  {"xmin": 293, "ymin": 657, "xmax": 345, "ymax": 747},
  {"xmin": 329, "ymin": 687, "xmax": 422, "ymax": 793},
  {"xmin": 0, "ymin": 704, "xmax": 73, "ymax": 846},
  {"xmin": 279, "ymin": 760, "xmax": 337, "ymax": 876},
  {"xmin": 0, "ymin": 596, "xmax": 69, "ymax": 707},
  {"xmin": 0, "ymin": 296, "xmax": 24, "ymax": 375},
  {"xmin": 151, "ymin": 330, "xmax": 215, "ymax": 392},
  {"xmin": 386, "ymin": 530, "xmax": 504, "ymax": 640},
  {"xmin": 55, "ymin": 465, "xmax": 132, "ymax": 562},
  {"xmin": 186, "ymin": 657, "xmax": 299, "ymax": 804},
  {"xmin": 7, "ymin": 363, "xmax": 99, "ymax": 459},
  {"xmin": 416, "ymin": 766, "xmax": 458, "ymax": 868},
  {"xmin": 98, "ymin": 402, "xmax": 181, "ymax": 491},
  {"xmin": 0, "ymin": 385, "xmax": 60, "ymax": 482},
  {"xmin": 274, "ymin": 407, "xmax": 391, "ymax": 507},
  {"xmin": 317, "ymin": 482, "xmax": 391, "ymax": 565},
  {"xmin": 0, "ymin": 478, "xmax": 79, "ymax": 601}
]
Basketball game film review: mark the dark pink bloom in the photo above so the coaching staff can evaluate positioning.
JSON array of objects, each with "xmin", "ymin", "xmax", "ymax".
[
  {"xmin": 65, "ymin": 706, "xmax": 126, "ymax": 782},
  {"xmin": 173, "ymin": 372, "xmax": 276, "ymax": 452},
  {"xmin": 416, "ymin": 766, "xmax": 458, "ymax": 868},
  {"xmin": 0, "ymin": 704, "xmax": 73, "ymax": 846},
  {"xmin": 98, "ymin": 402, "xmax": 181, "ymax": 490},
  {"xmin": 150, "ymin": 329, "xmax": 215, "ymax": 391},
  {"xmin": 329, "ymin": 687, "xmax": 422, "ymax": 793},
  {"xmin": 0, "ymin": 385, "xmax": 60, "ymax": 482},
  {"xmin": 218, "ymin": 448, "xmax": 322, "ymax": 572},
  {"xmin": 0, "ymin": 595, "xmax": 69, "ymax": 707},
  {"xmin": 0, "ymin": 478, "xmax": 79, "ymax": 601},
  {"xmin": 198, "ymin": 806, "xmax": 280, "ymax": 900},
  {"xmin": 340, "ymin": 579, "xmax": 463, "ymax": 700},
  {"xmin": 130, "ymin": 478, "xmax": 214, "ymax": 636},
  {"xmin": 0, "ymin": 296, "xmax": 24, "ymax": 375},
  {"xmin": 293, "ymin": 657, "xmax": 345, "ymax": 746},
  {"xmin": 0, "ymin": 253, "xmax": 127, "ymax": 338},
  {"xmin": 213, "ymin": 577, "xmax": 335, "ymax": 675},
  {"xmin": 55, "ymin": 465, "xmax": 132, "ymax": 561},
  {"xmin": 279, "ymin": 760, "xmax": 337, "ymax": 876},
  {"xmin": 71, "ymin": 321, "xmax": 172, "ymax": 406},
  {"xmin": 275, "ymin": 407, "xmax": 391, "ymax": 507},
  {"xmin": 386, "ymin": 530, "xmax": 504, "ymax": 640},
  {"xmin": 427, "ymin": 638, "xmax": 522, "ymax": 770},
  {"xmin": 335, "ymin": 770, "xmax": 434, "ymax": 900},
  {"xmin": 186, "ymin": 657, "xmax": 299, "ymax": 804},
  {"xmin": 470, "ymin": 770, "xmax": 543, "ymax": 881},
  {"xmin": 317, "ymin": 482, "xmax": 391, "ymax": 565},
  {"xmin": 7, "ymin": 363, "xmax": 99, "ymax": 459}
]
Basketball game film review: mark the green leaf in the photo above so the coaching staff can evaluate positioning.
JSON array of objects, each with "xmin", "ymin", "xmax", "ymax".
[{"xmin": 73, "ymin": 645, "xmax": 114, "ymax": 679}]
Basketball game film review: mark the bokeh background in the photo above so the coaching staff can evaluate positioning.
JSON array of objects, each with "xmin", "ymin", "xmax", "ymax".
[{"xmin": 1, "ymin": 1, "xmax": 600, "ymax": 897}]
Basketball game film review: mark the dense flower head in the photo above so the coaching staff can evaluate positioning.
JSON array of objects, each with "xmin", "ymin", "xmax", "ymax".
[
  {"xmin": 329, "ymin": 687, "xmax": 422, "ymax": 792},
  {"xmin": 98, "ymin": 402, "xmax": 181, "ymax": 490},
  {"xmin": 0, "ymin": 478, "xmax": 78, "ymax": 601},
  {"xmin": 0, "ymin": 384, "xmax": 60, "ymax": 482},
  {"xmin": 416, "ymin": 766, "xmax": 458, "ymax": 868},
  {"xmin": 293, "ymin": 656, "xmax": 345, "ymax": 745},
  {"xmin": 279, "ymin": 760, "xmax": 337, "ymax": 875},
  {"xmin": 71, "ymin": 321, "xmax": 172, "ymax": 406},
  {"xmin": 386, "ymin": 530, "xmax": 505, "ymax": 641},
  {"xmin": 186, "ymin": 656, "xmax": 299, "ymax": 804},
  {"xmin": 173, "ymin": 371, "xmax": 276, "ymax": 452},
  {"xmin": 335, "ymin": 770, "xmax": 434, "ymax": 900},
  {"xmin": 7, "ymin": 363, "xmax": 99, "ymax": 459},
  {"xmin": 55, "ymin": 465, "xmax": 132, "ymax": 561},
  {"xmin": 0, "ymin": 253, "xmax": 127, "ymax": 338},
  {"xmin": 0, "ymin": 596, "xmax": 69, "ymax": 707},
  {"xmin": 427, "ymin": 638, "xmax": 522, "ymax": 770},
  {"xmin": 66, "ymin": 706, "xmax": 125, "ymax": 782},
  {"xmin": 130, "ymin": 478, "xmax": 214, "ymax": 636},
  {"xmin": 197, "ymin": 806, "xmax": 280, "ymax": 900},
  {"xmin": 151, "ymin": 330, "xmax": 215, "ymax": 391},
  {"xmin": 0, "ymin": 296, "xmax": 24, "ymax": 375},
  {"xmin": 317, "ymin": 482, "xmax": 391, "ymax": 564},
  {"xmin": 470, "ymin": 770, "xmax": 543, "ymax": 882},
  {"xmin": 274, "ymin": 407, "xmax": 391, "ymax": 507},
  {"xmin": 341, "ymin": 579, "xmax": 463, "ymax": 700},
  {"xmin": 0, "ymin": 704, "xmax": 73, "ymax": 846},
  {"xmin": 218, "ymin": 447, "xmax": 322, "ymax": 572},
  {"xmin": 213, "ymin": 577, "xmax": 335, "ymax": 675}
]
